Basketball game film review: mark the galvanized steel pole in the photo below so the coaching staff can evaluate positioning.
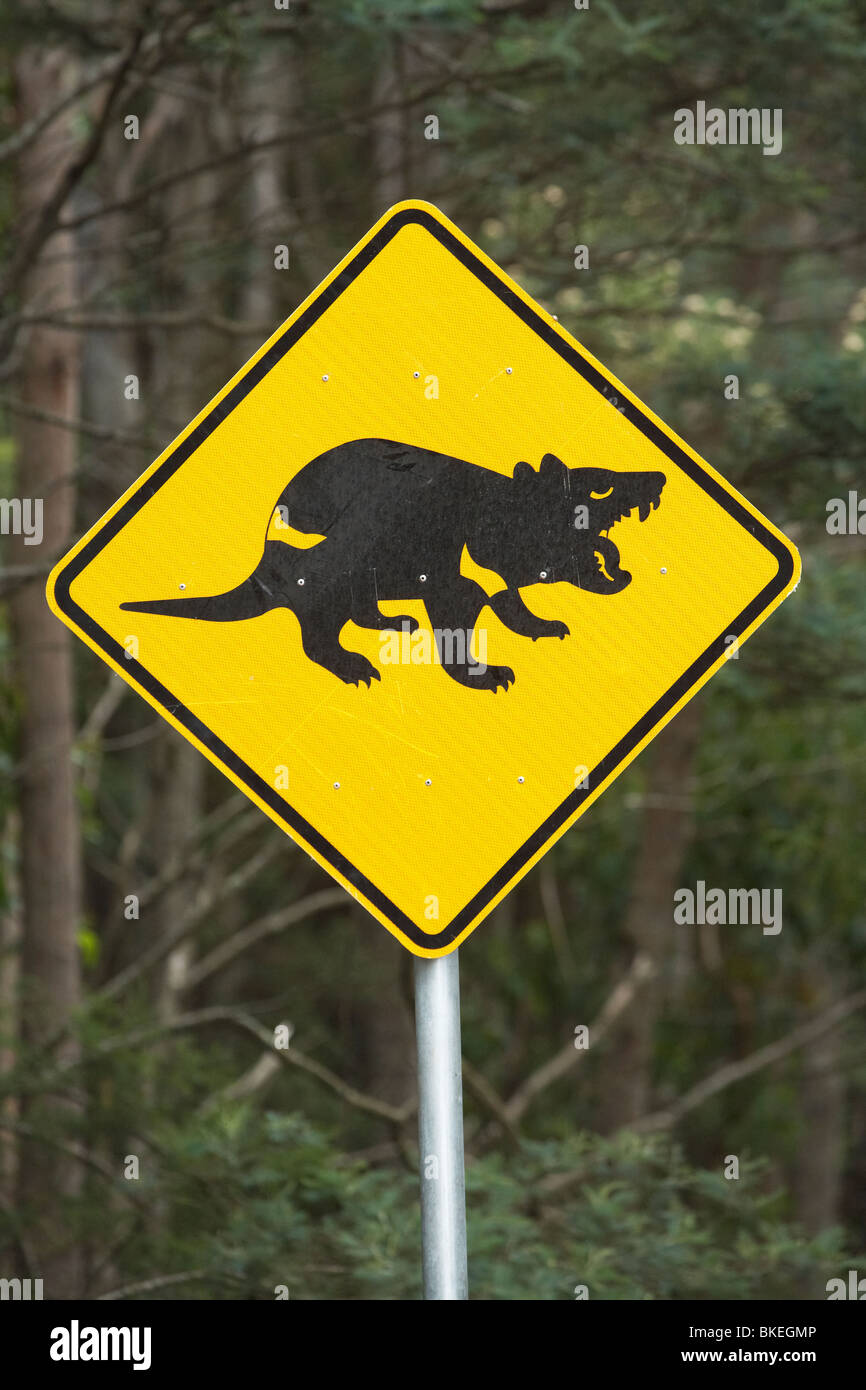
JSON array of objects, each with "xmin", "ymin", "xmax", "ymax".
[{"xmin": 414, "ymin": 950, "xmax": 468, "ymax": 1300}]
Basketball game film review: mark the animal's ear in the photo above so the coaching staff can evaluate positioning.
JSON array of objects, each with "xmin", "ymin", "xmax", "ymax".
[
  {"xmin": 539, "ymin": 452, "xmax": 567, "ymax": 481},
  {"xmin": 513, "ymin": 460, "xmax": 534, "ymax": 485}
]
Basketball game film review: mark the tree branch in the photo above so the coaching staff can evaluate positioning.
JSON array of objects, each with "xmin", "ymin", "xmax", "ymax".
[
  {"xmin": 95, "ymin": 1006, "xmax": 416, "ymax": 1126},
  {"xmin": 633, "ymin": 989, "xmax": 866, "ymax": 1133},
  {"xmin": 0, "ymin": 393, "xmax": 158, "ymax": 448},
  {"xmin": 95, "ymin": 839, "xmax": 283, "ymax": 1003},
  {"xmin": 501, "ymin": 952, "xmax": 657, "ymax": 1124},
  {"xmin": 96, "ymin": 1269, "xmax": 207, "ymax": 1301},
  {"xmin": 180, "ymin": 888, "xmax": 350, "ymax": 993},
  {"xmin": 0, "ymin": 29, "xmax": 144, "ymax": 312}
]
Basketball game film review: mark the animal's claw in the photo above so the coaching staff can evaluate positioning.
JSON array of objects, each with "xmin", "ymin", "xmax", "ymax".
[
  {"xmin": 338, "ymin": 655, "xmax": 380, "ymax": 686},
  {"xmin": 464, "ymin": 663, "xmax": 515, "ymax": 692}
]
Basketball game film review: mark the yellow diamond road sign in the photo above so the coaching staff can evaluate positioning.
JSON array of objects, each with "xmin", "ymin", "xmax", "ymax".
[{"xmin": 47, "ymin": 201, "xmax": 800, "ymax": 958}]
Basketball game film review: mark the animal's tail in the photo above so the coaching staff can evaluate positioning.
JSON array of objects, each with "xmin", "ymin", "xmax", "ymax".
[{"xmin": 120, "ymin": 559, "xmax": 278, "ymax": 622}]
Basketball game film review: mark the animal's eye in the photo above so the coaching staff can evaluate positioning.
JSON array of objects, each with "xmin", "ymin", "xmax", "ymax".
[{"xmin": 590, "ymin": 486, "xmax": 614, "ymax": 500}]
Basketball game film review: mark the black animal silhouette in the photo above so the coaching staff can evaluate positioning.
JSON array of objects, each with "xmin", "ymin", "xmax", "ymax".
[{"xmin": 121, "ymin": 439, "xmax": 665, "ymax": 691}]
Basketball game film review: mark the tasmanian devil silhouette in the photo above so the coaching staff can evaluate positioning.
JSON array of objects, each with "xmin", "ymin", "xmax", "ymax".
[{"xmin": 121, "ymin": 439, "xmax": 665, "ymax": 691}]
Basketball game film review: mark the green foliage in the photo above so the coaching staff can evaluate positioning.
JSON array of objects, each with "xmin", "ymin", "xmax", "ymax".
[{"xmin": 1, "ymin": 997, "xmax": 855, "ymax": 1299}]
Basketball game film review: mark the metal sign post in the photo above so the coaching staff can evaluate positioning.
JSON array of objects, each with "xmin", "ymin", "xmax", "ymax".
[{"xmin": 414, "ymin": 951, "xmax": 468, "ymax": 1300}]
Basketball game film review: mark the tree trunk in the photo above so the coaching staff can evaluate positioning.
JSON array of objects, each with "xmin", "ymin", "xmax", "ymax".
[
  {"xmin": 0, "ymin": 813, "xmax": 21, "ymax": 1204},
  {"xmin": 598, "ymin": 703, "xmax": 702, "ymax": 1131},
  {"xmin": 10, "ymin": 47, "xmax": 84, "ymax": 1298},
  {"xmin": 792, "ymin": 1002, "xmax": 843, "ymax": 1235}
]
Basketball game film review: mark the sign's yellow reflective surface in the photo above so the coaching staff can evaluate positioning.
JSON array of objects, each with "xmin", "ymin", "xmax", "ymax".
[{"xmin": 48, "ymin": 202, "xmax": 800, "ymax": 956}]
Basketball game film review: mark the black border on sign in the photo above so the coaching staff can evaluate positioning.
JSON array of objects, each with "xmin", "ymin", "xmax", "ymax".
[{"xmin": 51, "ymin": 207, "xmax": 794, "ymax": 950}]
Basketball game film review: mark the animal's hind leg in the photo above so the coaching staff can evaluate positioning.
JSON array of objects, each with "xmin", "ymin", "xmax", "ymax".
[
  {"xmin": 296, "ymin": 601, "xmax": 381, "ymax": 687},
  {"xmin": 423, "ymin": 578, "xmax": 515, "ymax": 692},
  {"xmin": 349, "ymin": 573, "xmax": 418, "ymax": 634}
]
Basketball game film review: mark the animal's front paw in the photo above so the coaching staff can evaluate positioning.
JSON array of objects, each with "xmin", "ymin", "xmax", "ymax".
[
  {"xmin": 531, "ymin": 619, "xmax": 570, "ymax": 641},
  {"xmin": 471, "ymin": 664, "xmax": 516, "ymax": 692},
  {"xmin": 334, "ymin": 653, "xmax": 381, "ymax": 687}
]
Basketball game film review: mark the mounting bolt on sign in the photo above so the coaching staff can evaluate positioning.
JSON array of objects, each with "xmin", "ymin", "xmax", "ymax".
[{"xmin": 47, "ymin": 201, "xmax": 800, "ymax": 1300}]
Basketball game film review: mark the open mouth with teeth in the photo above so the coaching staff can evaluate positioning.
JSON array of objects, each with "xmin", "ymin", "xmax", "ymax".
[{"xmin": 580, "ymin": 474, "xmax": 665, "ymax": 594}]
